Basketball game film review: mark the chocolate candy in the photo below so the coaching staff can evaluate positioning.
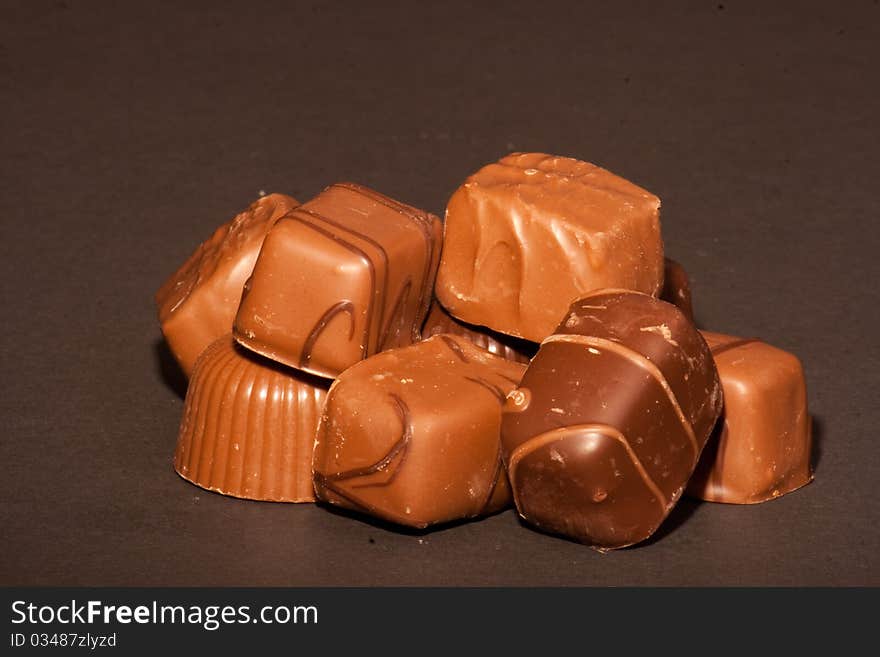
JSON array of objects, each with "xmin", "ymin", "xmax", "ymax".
[
  {"xmin": 435, "ymin": 152, "xmax": 664, "ymax": 342},
  {"xmin": 501, "ymin": 290, "xmax": 722, "ymax": 550},
  {"xmin": 421, "ymin": 299, "xmax": 536, "ymax": 364},
  {"xmin": 155, "ymin": 193, "xmax": 299, "ymax": 376},
  {"xmin": 687, "ymin": 331, "xmax": 813, "ymax": 504},
  {"xmin": 174, "ymin": 335, "xmax": 328, "ymax": 502},
  {"xmin": 234, "ymin": 183, "xmax": 442, "ymax": 378},
  {"xmin": 312, "ymin": 334, "xmax": 525, "ymax": 528},
  {"xmin": 661, "ymin": 257, "xmax": 694, "ymax": 321}
]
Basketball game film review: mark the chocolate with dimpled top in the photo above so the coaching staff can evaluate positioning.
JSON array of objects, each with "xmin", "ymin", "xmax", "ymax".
[
  {"xmin": 435, "ymin": 152, "xmax": 664, "ymax": 343},
  {"xmin": 501, "ymin": 289, "xmax": 722, "ymax": 550}
]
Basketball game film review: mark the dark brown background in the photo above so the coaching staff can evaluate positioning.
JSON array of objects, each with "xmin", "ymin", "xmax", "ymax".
[{"xmin": 2, "ymin": 0, "xmax": 877, "ymax": 586}]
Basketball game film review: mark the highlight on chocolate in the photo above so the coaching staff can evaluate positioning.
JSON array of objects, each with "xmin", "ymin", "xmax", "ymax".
[{"xmin": 155, "ymin": 151, "xmax": 812, "ymax": 551}]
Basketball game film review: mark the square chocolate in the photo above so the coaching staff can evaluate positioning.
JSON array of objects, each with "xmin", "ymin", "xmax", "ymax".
[
  {"xmin": 313, "ymin": 334, "xmax": 525, "ymax": 528},
  {"xmin": 687, "ymin": 331, "xmax": 813, "ymax": 504},
  {"xmin": 435, "ymin": 152, "xmax": 664, "ymax": 342},
  {"xmin": 234, "ymin": 183, "xmax": 442, "ymax": 378}
]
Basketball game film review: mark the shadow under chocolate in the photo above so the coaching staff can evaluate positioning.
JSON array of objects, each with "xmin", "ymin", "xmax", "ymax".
[
  {"xmin": 639, "ymin": 497, "xmax": 703, "ymax": 548},
  {"xmin": 512, "ymin": 496, "xmax": 703, "ymax": 553},
  {"xmin": 810, "ymin": 414, "xmax": 824, "ymax": 474},
  {"xmin": 153, "ymin": 335, "xmax": 332, "ymax": 401},
  {"xmin": 154, "ymin": 337, "xmax": 187, "ymax": 400},
  {"xmin": 316, "ymin": 500, "xmax": 512, "ymax": 537}
]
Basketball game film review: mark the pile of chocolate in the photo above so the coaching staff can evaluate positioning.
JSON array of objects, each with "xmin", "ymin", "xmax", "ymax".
[{"xmin": 156, "ymin": 152, "xmax": 812, "ymax": 550}]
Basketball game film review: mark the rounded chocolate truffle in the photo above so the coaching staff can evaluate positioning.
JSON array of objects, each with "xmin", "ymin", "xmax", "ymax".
[
  {"xmin": 501, "ymin": 290, "xmax": 722, "ymax": 549},
  {"xmin": 174, "ymin": 335, "xmax": 328, "ymax": 502}
]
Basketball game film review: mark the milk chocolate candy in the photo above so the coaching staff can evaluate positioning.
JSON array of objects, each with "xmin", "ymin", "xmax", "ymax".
[
  {"xmin": 421, "ymin": 299, "xmax": 536, "ymax": 364},
  {"xmin": 501, "ymin": 290, "xmax": 722, "ymax": 550},
  {"xmin": 661, "ymin": 257, "xmax": 694, "ymax": 321},
  {"xmin": 435, "ymin": 153, "xmax": 664, "ymax": 342},
  {"xmin": 313, "ymin": 334, "xmax": 525, "ymax": 528},
  {"xmin": 155, "ymin": 193, "xmax": 299, "ymax": 377},
  {"xmin": 174, "ymin": 335, "xmax": 328, "ymax": 502},
  {"xmin": 234, "ymin": 183, "xmax": 442, "ymax": 378},
  {"xmin": 687, "ymin": 331, "xmax": 813, "ymax": 504}
]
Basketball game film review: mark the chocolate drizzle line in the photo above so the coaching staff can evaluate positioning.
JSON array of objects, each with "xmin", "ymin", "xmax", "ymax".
[
  {"xmin": 464, "ymin": 376, "xmax": 508, "ymax": 404},
  {"xmin": 495, "ymin": 372, "xmax": 523, "ymax": 386},
  {"xmin": 300, "ymin": 301, "xmax": 355, "ymax": 368},
  {"xmin": 314, "ymin": 393, "xmax": 414, "ymax": 519},
  {"xmin": 335, "ymin": 183, "xmax": 437, "ymax": 342},
  {"xmin": 509, "ymin": 423, "xmax": 668, "ymax": 512},
  {"xmin": 287, "ymin": 209, "xmax": 384, "ymax": 359},
  {"xmin": 298, "ymin": 204, "xmax": 430, "ymax": 356},
  {"xmin": 480, "ymin": 440, "xmax": 505, "ymax": 514},
  {"xmin": 709, "ymin": 337, "xmax": 761, "ymax": 358},
  {"xmin": 438, "ymin": 334, "xmax": 470, "ymax": 363},
  {"xmin": 543, "ymin": 333, "xmax": 700, "ymax": 461}
]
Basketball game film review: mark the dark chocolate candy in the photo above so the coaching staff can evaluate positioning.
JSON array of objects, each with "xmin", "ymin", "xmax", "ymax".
[
  {"xmin": 687, "ymin": 331, "xmax": 813, "ymax": 504},
  {"xmin": 234, "ymin": 183, "xmax": 442, "ymax": 378},
  {"xmin": 501, "ymin": 290, "xmax": 722, "ymax": 550},
  {"xmin": 155, "ymin": 193, "xmax": 299, "ymax": 377},
  {"xmin": 175, "ymin": 335, "xmax": 328, "ymax": 502},
  {"xmin": 421, "ymin": 299, "xmax": 536, "ymax": 364},
  {"xmin": 313, "ymin": 334, "xmax": 525, "ymax": 528},
  {"xmin": 435, "ymin": 152, "xmax": 664, "ymax": 342},
  {"xmin": 660, "ymin": 257, "xmax": 694, "ymax": 321}
]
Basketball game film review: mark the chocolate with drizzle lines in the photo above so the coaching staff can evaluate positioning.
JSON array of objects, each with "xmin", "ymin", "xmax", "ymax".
[
  {"xmin": 313, "ymin": 334, "xmax": 525, "ymax": 529},
  {"xmin": 501, "ymin": 290, "xmax": 722, "ymax": 550},
  {"xmin": 233, "ymin": 183, "xmax": 442, "ymax": 379}
]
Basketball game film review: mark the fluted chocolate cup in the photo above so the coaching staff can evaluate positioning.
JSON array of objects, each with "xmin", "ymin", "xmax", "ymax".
[{"xmin": 174, "ymin": 335, "xmax": 328, "ymax": 502}]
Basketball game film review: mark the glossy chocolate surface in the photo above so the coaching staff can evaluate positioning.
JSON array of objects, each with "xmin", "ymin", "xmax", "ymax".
[
  {"xmin": 155, "ymin": 193, "xmax": 299, "ymax": 377},
  {"xmin": 661, "ymin": 257, "xmax": 694, "ymax": 321},
  {"xmin": 435, "ymin": 152, "xmax": 664, "ymax": 342},
  {"xmin": 234, "ymin": 183, "xmax": 442, "ymax": 378},
  {"xmin": 8, "ymin": 1, "xmax": 872, "ymax": 588},
  {"xmin": 175, "ymin": 335, "xmax": 328, "ymax": 502},
  {"xmin": 313, "ymin": 334, "xmax": 525, "ymax": 529},
  {"xmin": 687, "ymin": 331, "xmax": 813, "ymax": 504},
  {"xmin": 421, "ymin": 299, "xmax": 536, "ymax": 364},
  {"xmin": 501, "ymin": 290, "xmax": 722, "ymax": 549}
]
